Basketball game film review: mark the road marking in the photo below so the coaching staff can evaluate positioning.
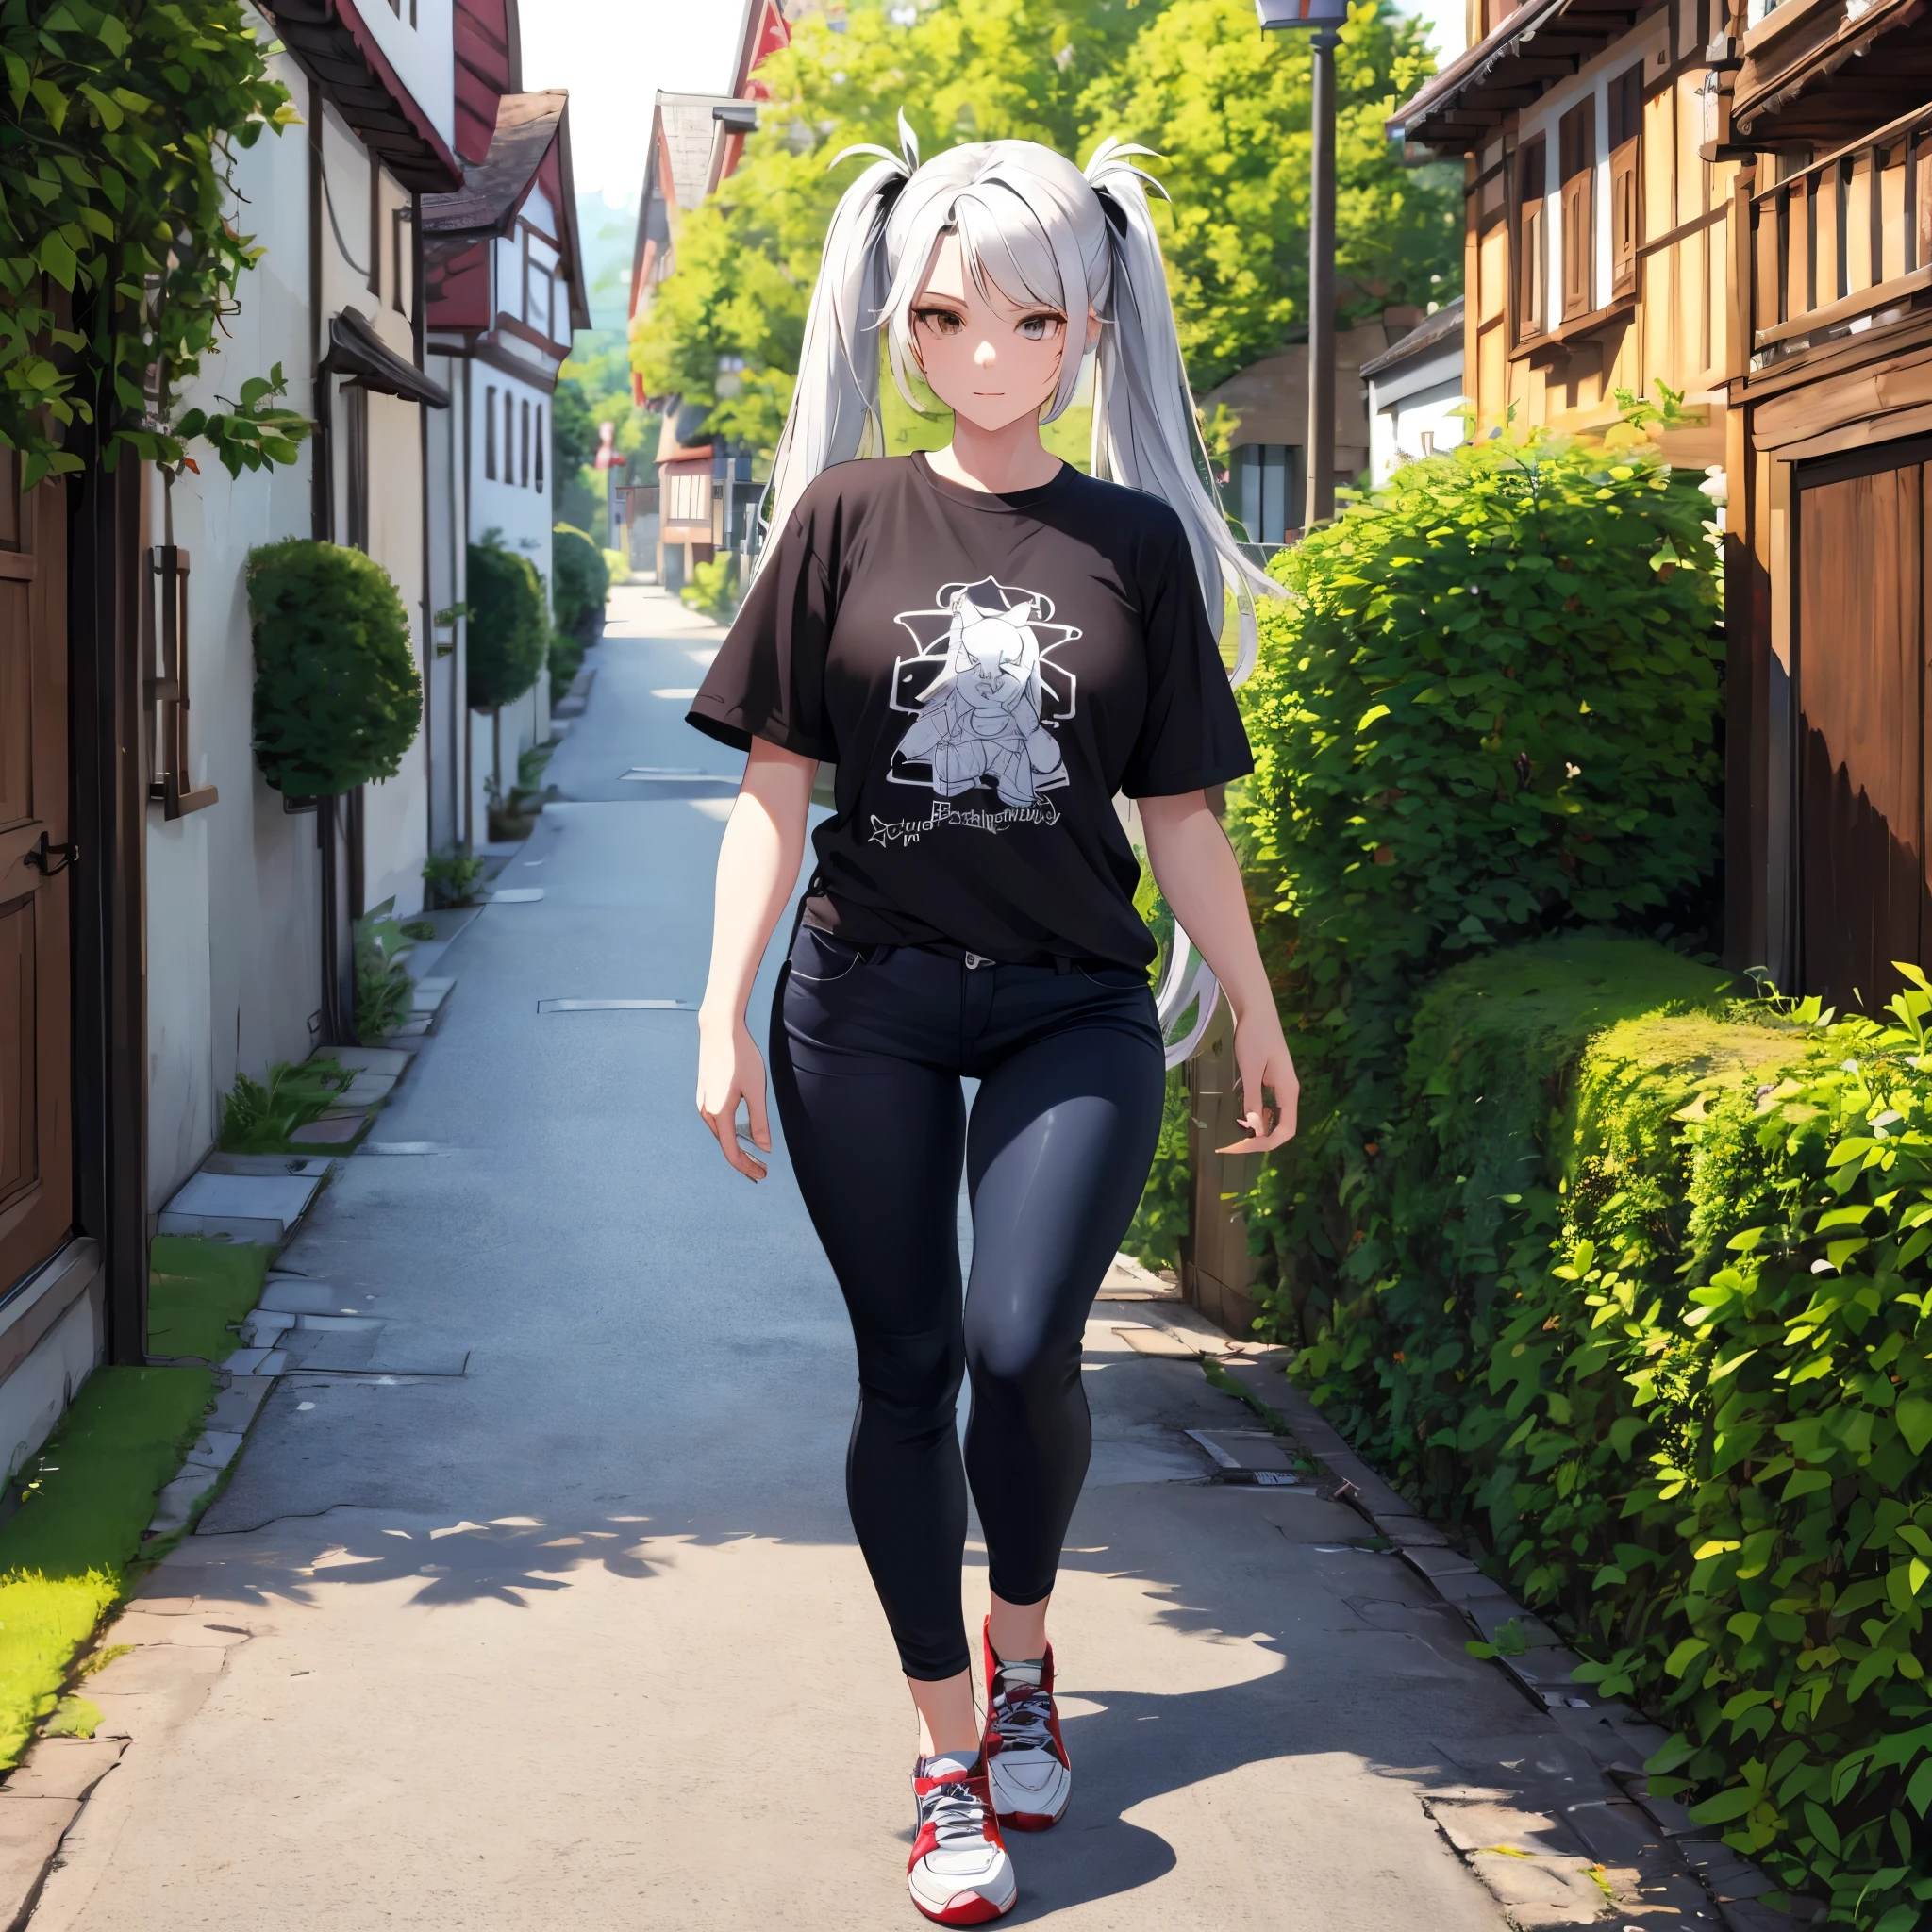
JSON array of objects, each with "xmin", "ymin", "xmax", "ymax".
[{"xmin": 536, "ymin": 998, "xmax": 696, "ymax": 1012}]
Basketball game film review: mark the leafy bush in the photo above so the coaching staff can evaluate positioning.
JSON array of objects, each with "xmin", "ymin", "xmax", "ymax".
[
  {"xmin": 1286, "ymin": 936, "xmax": 1932, "ymax": 1927},
  {"xmin": 546, "ymin": 627, "xmax": 586, "ymax": 699},
  {"xmin": 423, "ymin": 849, "xmax": 485, "ymax": 908},
  {"xmin": 354, "ymin": 897, "xmax": 415, "ymax": 1041},
  {"xmin": 682, "ymin": 556, "xmax": 741, "ymax": 623},
  {"xmin": 466, "ymin": 535, "xmax": 548, "ymax": 710},
  {"xmin": 1234, "ymin": 425, "xmax": 1724, "ymax": 1336},
  {"xmin": 247, "ymin": 541, "xmax": 422, "ymax": 796},
  {"xmin": 218, "ymin": 1058, "xmax": 349, "ymax": 1152},
  {"xmin": 552, "ymin": 523, "xmax": 609, "ymax": 632},
  {"xmin": 604, "ymin": 547, "xmax": 632, "ymax": 586}
]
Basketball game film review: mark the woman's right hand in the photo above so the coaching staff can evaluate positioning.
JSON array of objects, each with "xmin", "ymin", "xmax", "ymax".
[{"xmin": 696, "ymin": 1011, "xmax": 771, "ymax": 1180}]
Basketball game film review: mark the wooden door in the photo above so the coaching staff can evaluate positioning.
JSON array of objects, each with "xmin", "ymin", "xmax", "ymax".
[
  {"xmin": 0, "ymin": 457, "xmax": 72, "ymax": 1293},
  {"xmin": 1795, "ymin": 444, "xmax": 1932, "ymax": 1011}
]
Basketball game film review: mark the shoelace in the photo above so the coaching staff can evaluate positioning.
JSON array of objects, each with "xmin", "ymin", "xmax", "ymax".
[
  {"xmin": 991, "ymin": 1679, "xmax": 1056, "ymax": 1753},
  {"xmin": 919, "ymin": 1778, "xmax": 990, "ymax": 1848}
]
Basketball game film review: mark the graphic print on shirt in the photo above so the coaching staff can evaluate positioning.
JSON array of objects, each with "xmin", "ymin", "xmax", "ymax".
[{"xmin": 873, "ymin": 577, "xmax": 1079, "ymax": 845}]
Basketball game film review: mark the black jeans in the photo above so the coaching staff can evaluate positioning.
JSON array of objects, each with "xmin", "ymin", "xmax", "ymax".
[{"xmin": 771, "ymin": 925, "xmax": 1166, "ymax": 1680}]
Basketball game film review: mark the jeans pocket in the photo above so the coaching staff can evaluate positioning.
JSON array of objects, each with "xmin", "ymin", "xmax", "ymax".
[
  {"xmin": 789, "ymin": 926, "xmax": 865, "ymax": 984},
  {"xmin": 1075, "ymin": 960, "xmax": 1150, "ymax": 991}
]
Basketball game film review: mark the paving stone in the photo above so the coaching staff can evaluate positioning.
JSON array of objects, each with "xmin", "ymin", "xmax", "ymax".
[
  {"xmin": 204, "ymin": 1375, "xmax": 275, "ymax": 1433},
  {"xmin": 291, "ymin": 1313, "xmax": 382, "ymax": 1333},
  {"xmin": 220, "ymin": 1348, "xmax": 270, "ymax": 1374},
  {"xmin": 1560, "ymin": 1797, "xmax": 1665, "ymax": 1867},
  {"xmin": 1401, "ymin": 1544, "xmax": 1483, "ymax": 1581},
  {"xmin": 1679, "ymin": 1840, "xmax": 1777, "ymax": 1900},
  {"xmin": 1471, "ymin": 1848, "xmax": 1614, "ymax": 1926},
  {"xmin": 408, "ymin": 980, "xmax": 454, "ymax": 1014},
  {"xmin": 1436, "ymin": 1731, "xmax": 1609, "ymax": 1791},
  {"xmin": 187, "ymin": 1430, "xmax": 245, "ymax": 1471},
  {"xmin": 159, "ymin": 1170, "xmax": 323, "ymax": 1240},
  {"xmin": 3, "ymin": 1739, "xmax": 125, "ymax": 1802},
  {"xmin": 391, "ymin": 1016, "xmax": 433, "ymax": 1038},
  {"xmin": 340, "ymin": 1071, "xmax": 398, "ymax": 1105},
  {"xmin": 1184, "ymin": 1428, "xmax": 1298, "ymax": 1474},
  {"xmin": 146, "ymin": 1469, "xmax": 221, "ymax": 1535},
  {"xmin": 289, "ymin": 1116, "xmax": 364, "ymax": 1146},
  {"xmin": 0, "ymin": 1794, "xmax": 82, "ymax": 1921},
  {"xmin": 238, "ymin": 1311, "xmax": 291, "ymax": 1347},
  {"xmin": 308, "ymin": 1045, "xmax": 414, "ymax": 1074}
]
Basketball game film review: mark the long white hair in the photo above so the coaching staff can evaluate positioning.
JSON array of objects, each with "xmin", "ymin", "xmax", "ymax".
[{"xmin": 758, "ymin": 114, "xmax": 1279, "ymax": 670}]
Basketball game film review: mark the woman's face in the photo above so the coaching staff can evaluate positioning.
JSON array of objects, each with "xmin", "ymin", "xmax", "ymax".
[{"xmin": 909, "ymin": 232, "xmax": 1095, "ymax": 437}]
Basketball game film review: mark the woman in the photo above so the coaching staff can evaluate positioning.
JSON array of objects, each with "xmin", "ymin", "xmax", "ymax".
[{"xmin": 688, "ymin": 122, "xmax": 1299, "ymax": 1925}]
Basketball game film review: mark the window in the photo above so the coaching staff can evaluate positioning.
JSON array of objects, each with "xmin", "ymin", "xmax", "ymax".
[
  {"xmin": 1515, "ymin": 137, "xmax": 1547, "ymax": 340},
  {"xmin": 1558, "ymin": 98, "xmax": 1595, "ymax": 323},
  {"xmin": 344, "ymin": 383, "xmax": 369, "ymax": 552},
  {"xmin": 505, "ymin": 391, "xmax": 516, "ymax": 485},
  {"xmin": 1232, "ymin": 443, "xmax": 1304, "ymax": 545},
  {"xmin": 521, "ymin": 398, "xmax": 531, "ymax": 488},
  {"xmin": 367, "ymin": 166, "xmax": 382, "ymax": 300},
  {"xmin": 392, "ymin": 208, "xmax": 409, "ymax": 315},
  {"xmin": 536, "ymin": 406, "xmax": 545, "ymax": 494},
  {"xmin": 485, "ymin": 386, "xmax": 498, "ymax": 478},
  {"xmin": 1610, "ymin": 65, "xmax": 1643, "ymax": 299}
]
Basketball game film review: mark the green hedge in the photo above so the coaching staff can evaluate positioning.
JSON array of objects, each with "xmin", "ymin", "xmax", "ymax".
[
  {"xmin": 552, "ymin": 522, "xmax": 609, "ymax": 633},
  {"xmin": 466, "ymin": 535, "xmax": 547, "ymax": 710},
  {"xmin": 1274, "ymin": 935, "xmax": 1932, "ymax": 1927},
  {"xmin": 248, "ymin": 540, "xmax": 421, "ymax": 795}
]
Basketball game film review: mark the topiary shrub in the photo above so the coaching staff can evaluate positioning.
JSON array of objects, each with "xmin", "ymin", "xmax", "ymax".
[
  {"xmin": 551, "ymin": 522, "xmax": 609, "ymax": 633},
  {"xmin": 1232, "ymin": 423, "xmax": 1724, "ymax": 1349},
  {"xmin": 247, "ymin": 540, "xmax": 422, "ymax": 796},
  {"xmin": 466, "ymin": 534, "xmax": 548, "ymax": 711}
]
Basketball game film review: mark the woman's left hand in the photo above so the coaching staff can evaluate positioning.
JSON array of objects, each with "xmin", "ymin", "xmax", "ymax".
[{"xmin": 1218, "ymin": 1015, "xmax": 1299, "ymax": 1153}]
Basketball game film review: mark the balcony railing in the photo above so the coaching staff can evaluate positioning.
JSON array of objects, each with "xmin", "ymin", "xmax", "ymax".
[{"xmin": 1749, "ymin": 101, "xmax": 1932, "ymax": 365}]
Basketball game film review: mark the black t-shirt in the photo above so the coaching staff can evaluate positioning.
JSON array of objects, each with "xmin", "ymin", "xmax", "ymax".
[{"xmin": 687, "ymin": 451, "xmax": 1252, "ymax": 967}]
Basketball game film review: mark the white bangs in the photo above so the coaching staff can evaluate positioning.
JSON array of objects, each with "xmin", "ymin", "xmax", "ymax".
[{"xmin": 876, "ymin": 144, "xmax": 1109, "ymax": 429}]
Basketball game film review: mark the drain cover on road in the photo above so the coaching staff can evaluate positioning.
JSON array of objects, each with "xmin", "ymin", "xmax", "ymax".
[{"xmin": 537, "ymin": 998, "xmax": 695, "ymax": 1012}]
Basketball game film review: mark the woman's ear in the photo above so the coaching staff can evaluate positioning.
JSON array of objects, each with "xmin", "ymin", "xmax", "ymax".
[{"xmin": 1084, "ymin": 307, "xmax": 1102, "ymax": 354}]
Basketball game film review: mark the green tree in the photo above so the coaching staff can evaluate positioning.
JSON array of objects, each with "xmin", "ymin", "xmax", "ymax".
[
  {"xmin": 1080, "ymin": 0, "xmax": 1459, "ymax": 389},
  {"xmin": 632, "ymin": 0, "xmax": 1457, "ymax": 456},
  {"xmin": 631, "ymin": 0, "xmax": 1174, "ymax": 453}
]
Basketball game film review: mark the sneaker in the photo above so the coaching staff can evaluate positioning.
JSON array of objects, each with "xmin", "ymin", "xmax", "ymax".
[
  {"xmin": 980, "ymin": 1622, "xmax": 1072, "ymax": 1831},
  {"xmin": 907, "ymin": 1760, "xmax": 1016, "ymax": 1924}
]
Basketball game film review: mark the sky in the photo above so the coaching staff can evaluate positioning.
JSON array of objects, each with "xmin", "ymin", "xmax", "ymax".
[{"xmin": 520, "ymin": 0, "xmax": 1468, "ymax": 208}]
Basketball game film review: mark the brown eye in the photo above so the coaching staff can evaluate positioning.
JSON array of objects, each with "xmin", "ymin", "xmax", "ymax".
[{"xmin": 916, "ymin": 308, "xmax": 964, "ymax": 337}]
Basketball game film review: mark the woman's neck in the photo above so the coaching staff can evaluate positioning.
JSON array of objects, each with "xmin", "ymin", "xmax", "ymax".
[{"xmin": 924, "ymin": 410, "xmax": 1063, "ymax": 495}]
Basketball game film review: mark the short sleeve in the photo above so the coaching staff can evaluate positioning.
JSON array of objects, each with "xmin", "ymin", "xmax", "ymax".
[
  {"xmin": 1119, "ymin": 525, "xmax": 1254, "ymax": 798},
  {"xmin": 686, "ymin": 508, "xmax": 835, "ymax": 759}
]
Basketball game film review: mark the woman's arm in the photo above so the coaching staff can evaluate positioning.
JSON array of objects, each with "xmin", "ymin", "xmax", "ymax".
[
  {"xmin": 696, "ymin": 740, "xmax": 818, "ymax": 1178},
  {"xmin": 1138, "ymin": 791, "xmax": 1298, "ymax": 1152}
]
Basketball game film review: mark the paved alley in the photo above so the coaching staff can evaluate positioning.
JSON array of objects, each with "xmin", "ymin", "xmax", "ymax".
[{"xmin": 32, "ymin": 589, "xmax": 1542, "ymax": 1929}]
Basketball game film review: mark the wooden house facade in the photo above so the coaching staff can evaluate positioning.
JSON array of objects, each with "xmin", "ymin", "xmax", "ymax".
[{"xmin": 1392, "ymin": 0, "xmax": 1932, "ymax": 1008}]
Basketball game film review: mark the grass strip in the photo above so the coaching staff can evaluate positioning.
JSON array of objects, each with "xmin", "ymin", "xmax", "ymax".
[
  {"xmin": 0, "ymin": 1365, "xmax": 215, "ymax": 1767},
  {"xmin": 148, "ymin": 1235, "xmax": 270, "ymax": 1362}
]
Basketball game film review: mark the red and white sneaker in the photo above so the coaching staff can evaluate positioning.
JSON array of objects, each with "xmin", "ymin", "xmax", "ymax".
[
  {"xmin": 980, "ymin": 1622, "xmax": 1072, "ymax": 1831},
  {"xmin": 907, "ymin": 1760, "xmax": 1016, "ymax": 1924}
]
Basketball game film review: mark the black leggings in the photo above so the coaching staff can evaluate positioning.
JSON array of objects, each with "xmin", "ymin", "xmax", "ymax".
[{"xmin": 770, "ymin": 924, "xmax": 1166, "ymax": 1681}]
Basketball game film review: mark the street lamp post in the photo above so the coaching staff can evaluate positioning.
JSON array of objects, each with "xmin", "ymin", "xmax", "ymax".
[{"xmin": 1257, "ymin": 0, "xmax": 1351, "ymax": 528}]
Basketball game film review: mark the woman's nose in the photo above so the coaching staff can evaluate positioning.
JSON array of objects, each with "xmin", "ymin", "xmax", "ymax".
[{"xmin": 974, "ymin": 337, "xmax": 997, "ymax": 368}]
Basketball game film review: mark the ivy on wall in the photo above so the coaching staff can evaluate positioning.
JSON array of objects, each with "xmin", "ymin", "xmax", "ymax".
[{"xmin": 0, "ymin": 0, "xmax": 309, "ymax": 485}]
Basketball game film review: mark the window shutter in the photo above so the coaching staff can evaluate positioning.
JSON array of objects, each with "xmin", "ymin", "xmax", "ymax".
[
  {"xmin": 1610, "ymin": 66, "xmax": 1643, "ymax": 299},
  {"xmin": 1515, "ymin": 138, "xmax": 1547, "ymax": 341},
  {"xmin": 1559, "ymin": 99, "xmax": 1595, "ymax": 323}
]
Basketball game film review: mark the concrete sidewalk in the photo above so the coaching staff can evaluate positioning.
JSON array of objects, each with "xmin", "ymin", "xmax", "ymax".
[{"xmin": 30, "ymin": 586, "xmax": 1529, "ymax": 1928}]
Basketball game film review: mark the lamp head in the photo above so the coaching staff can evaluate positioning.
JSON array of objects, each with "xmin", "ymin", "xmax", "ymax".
[{"xmin": 1256, "ymin": 0, "xmax": 1350, "ymax": 23}]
